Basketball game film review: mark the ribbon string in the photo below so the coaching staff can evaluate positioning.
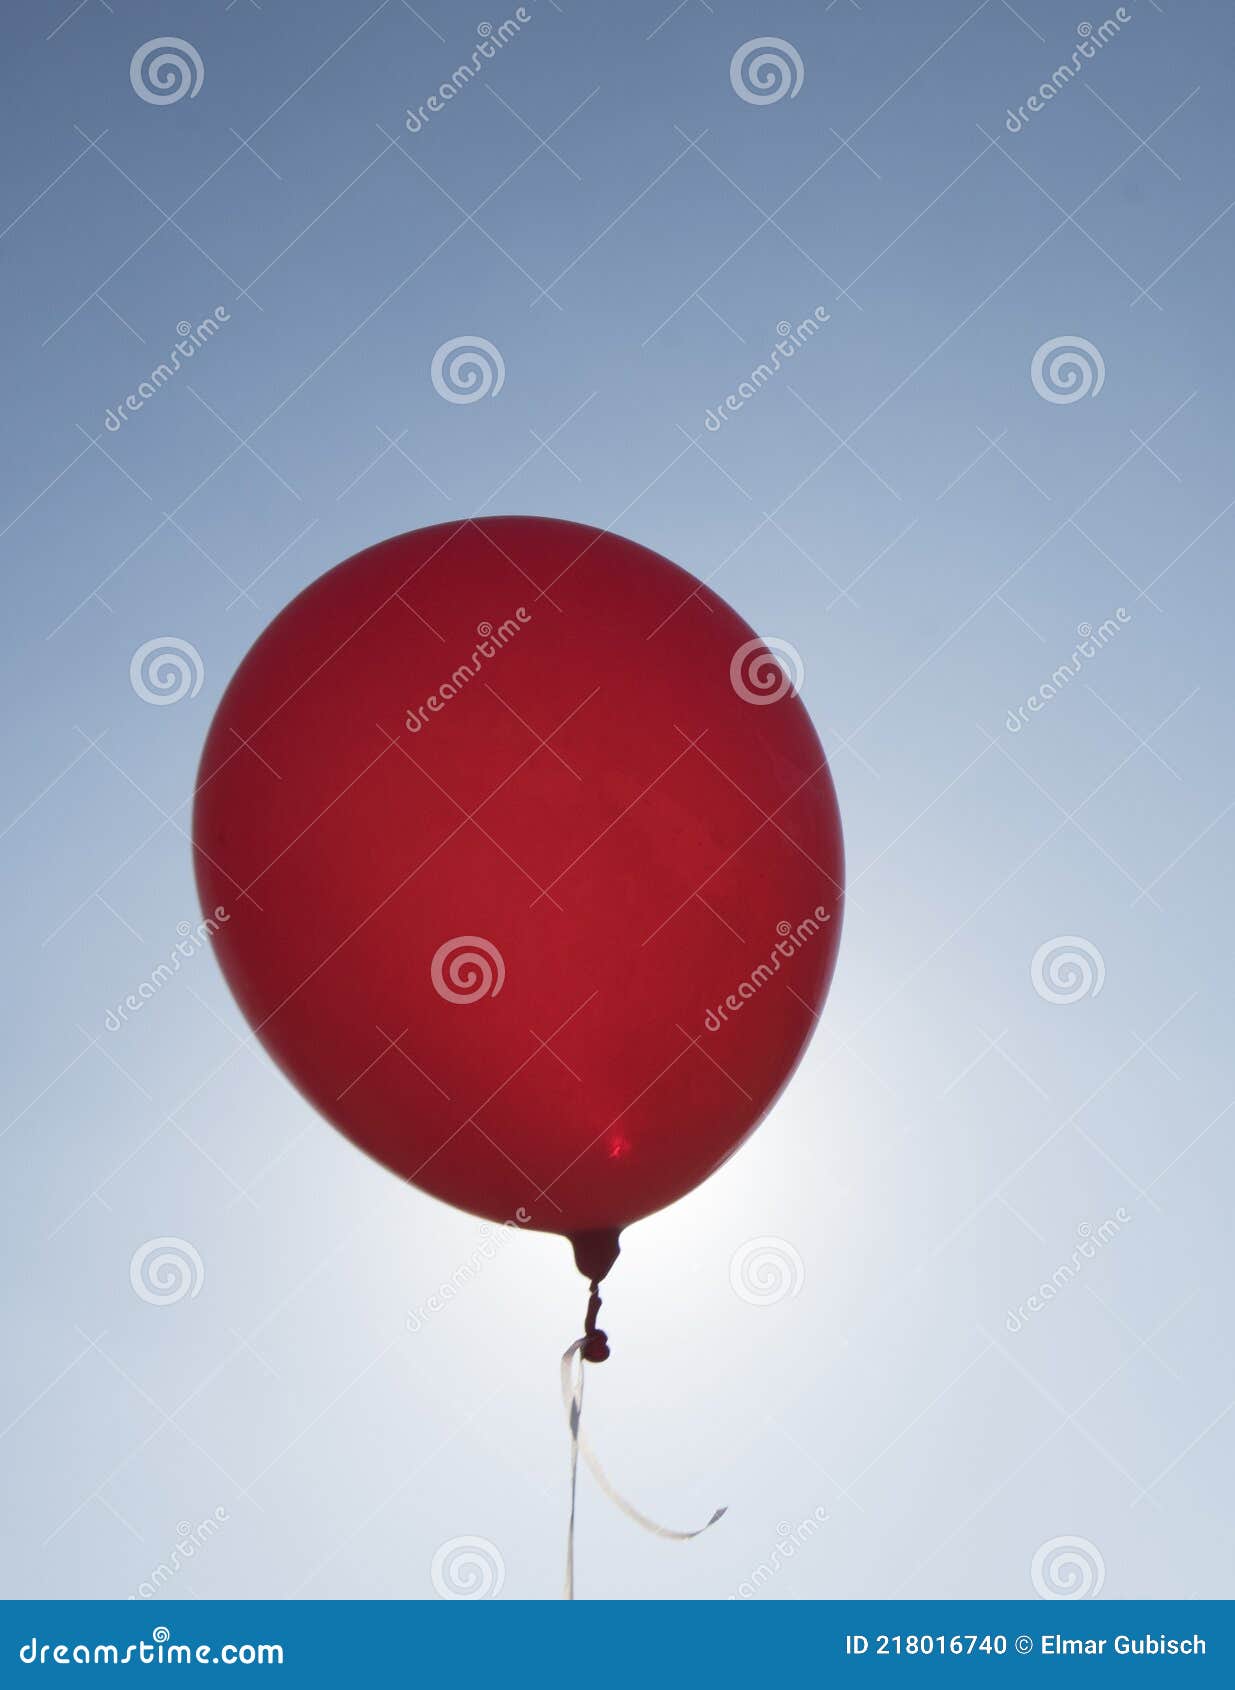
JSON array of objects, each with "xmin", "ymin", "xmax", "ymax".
[{"xmin": 560, "ymin": 1336, "xmax": 727, "ymax": 1599}]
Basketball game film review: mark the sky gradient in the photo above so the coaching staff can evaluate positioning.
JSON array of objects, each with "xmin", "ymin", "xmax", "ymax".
[{"xmin": 2, "ymin": 0, "xmax": 1232, "ymax": 1601}]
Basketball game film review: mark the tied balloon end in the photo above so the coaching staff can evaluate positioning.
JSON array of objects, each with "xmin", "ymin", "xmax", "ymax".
[
  {"xmin": 569, "ymin": 1230, "xmax": 620, "ymax": 1365},
  {"xmin": 582, "ymin": 1282, "xmax": 609, "ymax": 1365}
]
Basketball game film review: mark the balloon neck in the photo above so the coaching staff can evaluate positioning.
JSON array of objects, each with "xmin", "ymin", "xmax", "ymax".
[
  {"xmin": 570, "ymin": 1230, "xmax": 620, "ymax": 1364},
  {"xmin": 570, "ymin": 1228, "xmax": 621, "ymax": 1285}
]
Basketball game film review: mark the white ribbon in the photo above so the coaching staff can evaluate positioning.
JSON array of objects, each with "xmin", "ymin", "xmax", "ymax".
[{"xmin": 561, "ymin": 1338, "xmax": 727, "ymax": 1599}]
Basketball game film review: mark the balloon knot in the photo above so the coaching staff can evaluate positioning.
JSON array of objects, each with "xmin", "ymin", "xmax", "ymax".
[{"xmin": 582, "ymin": 1281, "xmax": 609, "ymax": 1364}]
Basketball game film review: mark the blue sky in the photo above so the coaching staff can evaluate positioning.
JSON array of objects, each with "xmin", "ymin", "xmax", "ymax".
[{"xmin": 1, "ymin": 0, "xmax": 1232, "ymax": 1600}]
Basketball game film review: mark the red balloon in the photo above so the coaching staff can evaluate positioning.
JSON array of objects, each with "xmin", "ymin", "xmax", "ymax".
[{"xmin": 193, "ymin": 517, "xmax": 843, "ymax": 1314}]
